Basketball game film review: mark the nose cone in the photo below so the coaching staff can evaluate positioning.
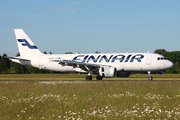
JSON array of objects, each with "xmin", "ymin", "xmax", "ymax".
[{"xmin": 166, "ymin": 60, "xmax": 174, "ymax": 69}]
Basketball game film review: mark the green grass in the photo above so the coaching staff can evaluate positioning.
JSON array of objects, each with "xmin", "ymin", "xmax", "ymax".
[
  {"xmin": 0, "ymin": 74, "xmax": 180, "ymax": 119},
  {"xmin": 0, "ymin": 73, "xmax": 180, "ymax": 80}
]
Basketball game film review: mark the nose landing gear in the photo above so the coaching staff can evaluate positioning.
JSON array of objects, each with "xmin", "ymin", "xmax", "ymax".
[{"xmin": 148, "ymin": 71, "xmax": 153, "ymax": 81}]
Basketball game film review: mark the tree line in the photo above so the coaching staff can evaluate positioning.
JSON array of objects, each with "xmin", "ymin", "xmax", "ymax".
[{"xmin": 0, "ymin": 49, "xmax": 179, "ymax": 74}]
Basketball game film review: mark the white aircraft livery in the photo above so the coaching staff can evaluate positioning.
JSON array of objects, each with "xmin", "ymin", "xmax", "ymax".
[{"xmin": 9, "ymin": 29, "xmax": 174, "ymax": 80}]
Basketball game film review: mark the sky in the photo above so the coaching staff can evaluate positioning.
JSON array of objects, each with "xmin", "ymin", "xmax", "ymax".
[{"xmin": 0, "ymin": 0, "xmax": 180, "ymax": 56}]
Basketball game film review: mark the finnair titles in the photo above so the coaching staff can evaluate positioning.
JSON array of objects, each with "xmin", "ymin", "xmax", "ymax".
[{"xmin": 72, "ymin": 54, "xmax": 144, "ymax": 63}]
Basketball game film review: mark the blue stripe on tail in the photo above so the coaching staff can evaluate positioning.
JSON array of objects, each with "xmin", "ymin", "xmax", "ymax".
[{"xmin": 17, "ymin": 39, "xmax": 38, "ymax": 49}]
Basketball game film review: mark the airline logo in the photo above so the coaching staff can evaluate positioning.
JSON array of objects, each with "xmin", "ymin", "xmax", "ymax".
[
  {"xmin": 73, "ymin": 54, "xmax": 144, "ymax": 63},
  {"xmin": 17, "ymin": 39, "xmax": 38, "ymax": 49}
]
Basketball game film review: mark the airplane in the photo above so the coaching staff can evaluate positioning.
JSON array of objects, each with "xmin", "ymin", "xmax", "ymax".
[{"xmin": 9, "ymin": 29, "xmax": 174, "ymax": 81}]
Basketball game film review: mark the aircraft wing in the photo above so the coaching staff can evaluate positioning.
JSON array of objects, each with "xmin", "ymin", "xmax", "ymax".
[
  {"xmin": 60, "ymin": 60, "xmax": 100, "ymax": 67},
  {"xmin": 52, "ymin": 60, "xmax": 101, "ymax": 71}
]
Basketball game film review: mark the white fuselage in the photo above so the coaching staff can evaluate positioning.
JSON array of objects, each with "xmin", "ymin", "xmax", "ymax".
[{"xmin": 13, "ymin": 52, "xmax": 173, "ymax": 73}]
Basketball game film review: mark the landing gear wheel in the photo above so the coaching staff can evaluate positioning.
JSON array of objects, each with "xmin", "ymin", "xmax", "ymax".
[
  {"xmin": 148, "ymin": 71, "xmax": 153, "ymax": 81},
  {"xmin": 148, "ymin": 76, "xmax": 153, "ymax": 81},
  {"xmin": 96, "ymin": 75, "xmax": 103, "ymax": 80},
  {"xmin": 86, "ymin": 76, "xmax": 92, "ymax": 81}
]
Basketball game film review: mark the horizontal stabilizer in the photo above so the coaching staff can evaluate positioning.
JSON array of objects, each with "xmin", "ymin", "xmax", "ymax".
[{"xmin": 7, "ymin": 56, "xmax": 30, "ymax": 61}]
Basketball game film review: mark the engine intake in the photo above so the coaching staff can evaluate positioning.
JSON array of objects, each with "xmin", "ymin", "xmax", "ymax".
[{"xmin": 99, "ymin": 66, "xmax": 117, "ymax": 77}]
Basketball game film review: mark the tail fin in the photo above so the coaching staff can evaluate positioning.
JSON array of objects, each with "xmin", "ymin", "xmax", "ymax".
[{"xmin": 14, "ymin": 29, "xmax": 43, "ymax": 56}]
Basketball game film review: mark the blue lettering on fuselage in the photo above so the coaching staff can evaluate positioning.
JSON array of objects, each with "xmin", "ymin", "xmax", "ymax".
[
  {"xmin": 125, "ymin": 55, "xmax": 132, "ymax": 62},
  {"xmin": 73, "ymin": 55, "xmax": 86, "ymax": 62},
  {"xmin": 87, "ymin": 55, "xmax": 101, "ymax": 63},
  {"xmin": 99, "ymin": 55, "xmax": 113, "ymax": 62},
  {"xmin": 111, "ymin": 55, "xmax": 125, "ymax": 62},
  {"xmin": 130, "ymin": 54, "xmax": 144, "ymax": 62},
  {"xmin": 73, "ymin": 54, "xmax": 144, "ymax": 63}
]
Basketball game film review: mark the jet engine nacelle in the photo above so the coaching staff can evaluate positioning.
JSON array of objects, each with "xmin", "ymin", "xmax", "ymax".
[{"xmin": 99, "ymin": 66, "xmax": 117, "ymax": 77}]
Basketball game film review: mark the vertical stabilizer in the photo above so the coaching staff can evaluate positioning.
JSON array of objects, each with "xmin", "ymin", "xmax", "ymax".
[{"xmin": 14, "ymin": 29, "xmax": 43, "ymax": 56}]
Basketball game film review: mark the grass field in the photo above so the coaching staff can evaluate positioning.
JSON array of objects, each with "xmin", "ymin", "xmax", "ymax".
[
  {"xmin": 0, "ymin": 73, "xmax": 180, "ymax": 81},
  {"xmin": 0, "ymin": 74, "xmax": 180, "ymax": 119}
]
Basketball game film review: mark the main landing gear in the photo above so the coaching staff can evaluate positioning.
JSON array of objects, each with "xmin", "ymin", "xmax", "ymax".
[
  {"xmin": 86, "ymin": 72, "xmax": 93, "ymax": 81},
  {"xmin": 148, "ymin": 71, "xmax": 153, "ymax": 81},
  {"xmin": 86, "ymin": 75, "xmax": 92, "ymax": 81},
  {"xmin": 86, "ymin": 75, "xmax": 103, "ymax": 81},
  {"xmin": 85, "ymin": 66, "xmax": 104, "ymax": 80},
  {"xmin": 85, "ymin": 70, "xmax": 103, "ymax": 81},
  {"xmin": 96, "ymin": 75, "xmax": 103, "ymax": 80}
]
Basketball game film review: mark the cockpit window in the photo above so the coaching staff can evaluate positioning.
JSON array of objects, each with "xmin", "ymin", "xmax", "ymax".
[{"xmin": 157, "ymin": 57, "xmax": 167, "ymax": 60}]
